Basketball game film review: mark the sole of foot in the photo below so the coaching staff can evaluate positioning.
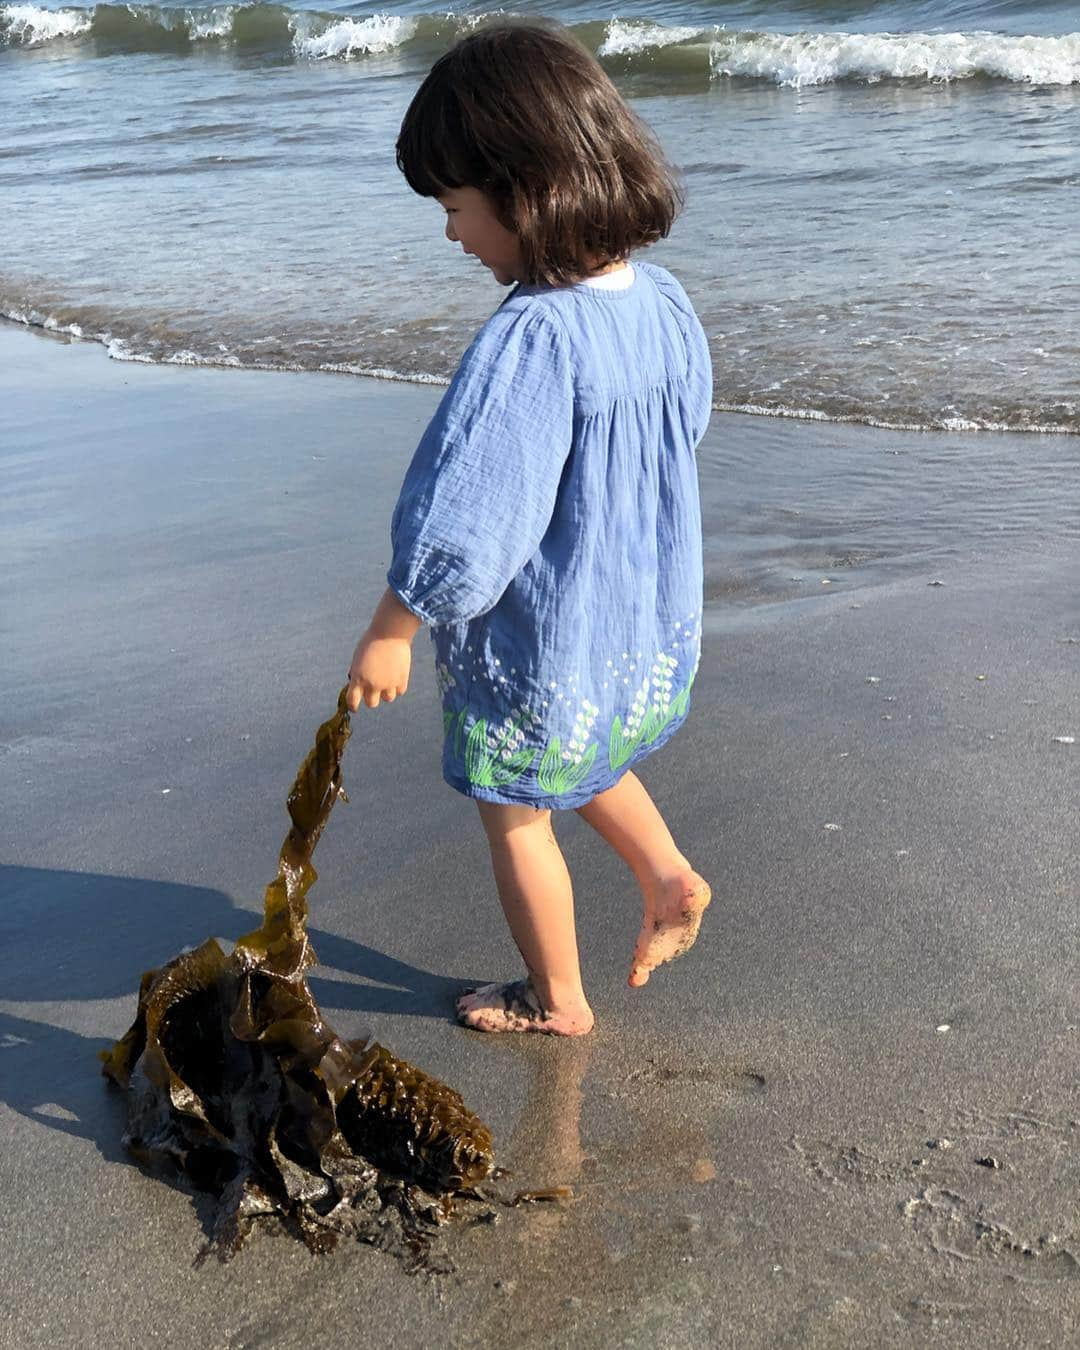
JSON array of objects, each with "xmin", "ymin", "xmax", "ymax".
[
  {"xmin": 456, "ymin": 980, "xmax": 594, "ymax": 1037},
  {"xmin": 628, "ymin": 870, "xmax": 712, "ymax": 988}
]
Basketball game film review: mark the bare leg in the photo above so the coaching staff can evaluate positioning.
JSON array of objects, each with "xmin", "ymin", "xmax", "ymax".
[
  {"xmin": 575, "ymin": 771, "xmax": 711, "ymax": 987},
  {"xmin": 456, "ymin": 801, "xmax": 594, "ymax": 1036}
]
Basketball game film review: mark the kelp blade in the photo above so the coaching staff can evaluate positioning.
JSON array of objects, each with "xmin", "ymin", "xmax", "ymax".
[{"xmin": 100, "ymin": 687, "xmax": 495, "ymax": 1264}]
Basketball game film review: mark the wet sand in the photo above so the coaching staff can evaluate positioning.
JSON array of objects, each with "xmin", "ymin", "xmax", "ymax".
[{"xmin": 2, "ymin": 321, "xmax": 1079, "ymax": 1347}]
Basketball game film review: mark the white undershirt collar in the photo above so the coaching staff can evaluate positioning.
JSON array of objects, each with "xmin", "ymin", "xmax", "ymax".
[{"xmin": 576, "ymin": 263, "xmax": 636, "ymax": 291}]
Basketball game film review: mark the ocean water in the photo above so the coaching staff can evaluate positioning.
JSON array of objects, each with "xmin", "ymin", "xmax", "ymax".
[{"xmin": 2, "ymin": 0, "xmax": 1078, "ymax": 432}]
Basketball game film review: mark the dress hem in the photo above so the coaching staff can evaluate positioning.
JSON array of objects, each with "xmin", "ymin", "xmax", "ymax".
[{"xmin": 441, "ymin": 712, "xmax": 686, "ymax": 811}]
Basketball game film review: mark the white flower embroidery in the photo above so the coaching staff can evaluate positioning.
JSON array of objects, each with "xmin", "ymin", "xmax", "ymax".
[
  {"xmin": 436, "ymin": 662, "xmax": 457, "ymax": 697},
  {"xmin": 562, "ymin": 699, "xmax": 600, "ymax": 762}
]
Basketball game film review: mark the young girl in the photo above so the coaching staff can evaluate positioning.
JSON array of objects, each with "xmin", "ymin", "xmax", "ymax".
[{"xmin": 346, "ymin": 21, "xmax": 712, "ymax": 1037}]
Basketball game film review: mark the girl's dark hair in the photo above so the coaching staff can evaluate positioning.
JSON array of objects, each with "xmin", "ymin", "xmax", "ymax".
[{"xmin": 396, "ymin": 22, "xmax": 683, "ymax": 287}]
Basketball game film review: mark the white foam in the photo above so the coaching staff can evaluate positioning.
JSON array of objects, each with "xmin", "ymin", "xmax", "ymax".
[
  {"xmin": 105, "ymin": 337, "xmax": 153, "ymax": 363},
  {"xmin": 166, "ymin": 347, "xmax": 241, "ymax": 367},
  {"xmin": 188, "ymin": 6, "xmax": 235, "ymax": 41},
  {"xmin": 709, "ymin": 30, "xmax": 1080, "ymax": 87},
  {"xmin": 599, "ymin": 19, "xmax": 702, "ymax": 58},
  {"xmin": 0, "ymin": 3, "xmax": 91, "ymax": 44},
  {"xmin": 2, "ymin": 303, "xmax": 91, "ymax": 341},
  {"xmin": 318, "ymin": 360, "xmax": 449, "ymax": 386},
  {"xmin": 292, "ymin": 13, "xmax": 415, "ymax": 61},
  {"xmin": 44, "ymin": 314, "xmax": 84, "ymax": 337},
  {"xmin": 712, "ymin": 398, "xmax": 1077, "ymax": 435}
]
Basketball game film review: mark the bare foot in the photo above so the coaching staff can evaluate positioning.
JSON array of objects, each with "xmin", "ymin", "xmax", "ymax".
[
  {"xmin": 628, "ymin": 868, "xmax": 712, "ymax": 987},
  {"xmin": 456, "ymin": 980, "xmax": 594, "ymax": 1037}
]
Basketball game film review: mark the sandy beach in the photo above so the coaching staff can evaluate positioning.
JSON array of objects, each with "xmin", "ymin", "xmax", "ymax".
[{"xmin": 2, "ymin": 320, "xmax": 1079, "ymax": 1347}]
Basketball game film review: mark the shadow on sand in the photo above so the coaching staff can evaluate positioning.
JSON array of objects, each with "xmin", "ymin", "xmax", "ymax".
[{"xmin": 0, "ymin": 863, "xmax": 473, "ymax": 1158}]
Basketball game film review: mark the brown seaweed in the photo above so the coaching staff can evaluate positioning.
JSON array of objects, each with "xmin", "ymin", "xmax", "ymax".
[{"xmin": 100, "ymin": 688, "xmax": 497, "ymax": 1266}]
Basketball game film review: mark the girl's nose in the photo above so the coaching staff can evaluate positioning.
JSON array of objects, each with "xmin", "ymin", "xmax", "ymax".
[{"xmin": 444, "ymin": 217, "xmax": 458, "ymax": 243}]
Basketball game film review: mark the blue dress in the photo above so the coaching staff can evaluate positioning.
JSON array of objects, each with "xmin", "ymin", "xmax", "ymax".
[{"xmin": 387, "ymin": 260, "xmax": 711, "ymax": 810}]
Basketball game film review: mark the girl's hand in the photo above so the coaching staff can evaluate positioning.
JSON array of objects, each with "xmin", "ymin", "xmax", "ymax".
[
  {"xmin": 345, "ymin": 587, "xmax": 423, "ymax": 712},
  {"xmin": 347, "ymin": 632, "xmax": 412, "ymax": 711}
]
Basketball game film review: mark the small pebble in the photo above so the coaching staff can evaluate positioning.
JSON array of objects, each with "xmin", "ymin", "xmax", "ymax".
[
  {"xmin": 896, "ymin": 850, "xmax": 910, "ymax": 858},
  {"xmin": 866, "ymin": 676, "xmax": 881, "ymax": 685},
  {"xmin": 1052, "ymin": 735, "xmax": 1075, "ymax": 745},
  {"xmin": 935, "ymin": 1024, "xmax": 950, "ymax": 1032},
  {"xmin": 824, "ymin": 822, "xmax": 842, "ymax": 831},
  {"xmin": 928, "ymin": 579, "xmax": 945, "ymax": 587},
  {"xmin": 822, "ymin": 578, "xmax": 833, "ymax": 586},
  {"xmin": 161, "ymin": 788, "xmax": 171, "ymax": 795},
  {"xmin": 975, "ymin": 674, "xmax": 987, "ymax": 682},
  {"xmin": 975, "ymin": 1156, "xmax": 1002, "ymax": 1170},
  {"xmin": 928, "ymin": 1138, "xmax": 953, "ymax": 1150}
]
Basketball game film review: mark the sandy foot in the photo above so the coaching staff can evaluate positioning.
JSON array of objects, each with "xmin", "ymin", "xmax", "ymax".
[
  {"xmin": 629, "ymin": 870, "xmax": 712, "ymax": 987},
  {"xmin": 456, "ymin": 980, "xmax": 594, "ymax": 1037}
]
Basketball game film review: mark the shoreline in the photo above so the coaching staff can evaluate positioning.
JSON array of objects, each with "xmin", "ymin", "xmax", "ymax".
[
  {"xmin": 2, "ymin": 312, "xmax": 1079, "ymax": 1346},
  {"xmin": 6, "ymin": 312, "xmax": 1077, "ymax": 440}
]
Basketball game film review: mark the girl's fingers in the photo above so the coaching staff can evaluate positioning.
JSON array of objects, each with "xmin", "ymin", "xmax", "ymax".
[{"xmin": 346, "ymin": 680, "xmax": 405, "ymax": 711}]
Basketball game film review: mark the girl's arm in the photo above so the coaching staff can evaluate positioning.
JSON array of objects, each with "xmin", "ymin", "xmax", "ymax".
[{"xmin": 346, "ymin": 586, "xmax": 423, "ymax": 711}]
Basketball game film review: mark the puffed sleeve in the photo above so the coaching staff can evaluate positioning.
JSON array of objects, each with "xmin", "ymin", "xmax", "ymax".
[{"xmin": 386, "ymin": 301, "xmax": 574, "ymax": 626}]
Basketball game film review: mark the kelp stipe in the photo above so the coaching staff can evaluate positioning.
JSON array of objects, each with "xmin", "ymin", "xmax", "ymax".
[{"xmin": 100, "ymin": 687, "xmax": 496, "ymax": 1267}]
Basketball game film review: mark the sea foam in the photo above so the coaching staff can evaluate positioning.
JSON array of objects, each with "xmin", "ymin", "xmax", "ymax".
[
  {"xmin": 0, "ymin": 3, "xmax": 91, "ymax": 44},
  {"xmin": 290, "ymin": 13, "xmax": 416, "ymax": 61},
  {"xmin": 709, "ymin": 29, "xmax": 1080, "ymax": 87},
  {"xmin": 599, "ymin": 19, "xmax": 702, "ymax": 58}
]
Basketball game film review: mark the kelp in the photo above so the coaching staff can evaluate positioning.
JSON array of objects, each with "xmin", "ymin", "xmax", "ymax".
[{"xmin": 100, "ymin": 688, "xmax": 497, "ymax": 1267}]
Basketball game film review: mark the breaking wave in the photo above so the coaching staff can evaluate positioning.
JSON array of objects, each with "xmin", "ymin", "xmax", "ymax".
[{"xmin": 3, "ymin": 4, "xmax": 1079, "ymax": 86}]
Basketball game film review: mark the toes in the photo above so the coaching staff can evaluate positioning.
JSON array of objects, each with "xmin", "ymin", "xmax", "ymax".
[{"xmin": 456, "ymin": 981, "xmax": 501, "ymax": 1015}]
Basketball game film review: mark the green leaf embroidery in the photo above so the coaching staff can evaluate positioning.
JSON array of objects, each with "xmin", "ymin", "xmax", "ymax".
[
  {"xmin": 446, "ymin": 663, "xmax": 696, "ymax": 796},
  {"xmin": 491, "ymin": 745, "xmax": 536, "ymax": 787},
  {"xmin": 558, "ymin": 742, "xmax": 597, "ymax": 794},
  {"xmin": 607, "ymin": 672, "xmax": 695, "ymax": 771},
  {"xmin": 457, "ymin": 713, "xmax": 536, "ymax": 789},
  {"xmin": 609, "ymin": 715, "xmax": 636, "ymax": 772},
  {"xmin": 537, "ymin": 739, "xmax": 564, "ymax": 792},
  {"xmin": 538, "ymin": 739, "xmax": 597, "ymax": 795},
  {"xmin": 464, "ymin": 718, "xmax": 492, "ymax": 786},
  {"xmin": 639, "ymin": 706, "xmax": 662, "ymax": 745}
]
